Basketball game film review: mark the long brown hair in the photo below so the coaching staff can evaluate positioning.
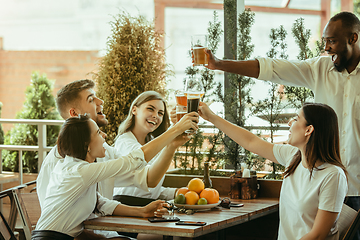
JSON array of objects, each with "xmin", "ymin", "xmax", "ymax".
[
  {"xmin": 283, "ymin": 103, "xmax": 347, "ymax": 179},
  {"xmin": 114, "ymin": 91, "xmax": 170, "ymax": 143}
]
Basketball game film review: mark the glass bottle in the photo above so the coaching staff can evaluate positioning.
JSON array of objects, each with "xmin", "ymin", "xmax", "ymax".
[{"xmin": 203, "ymin": 162, "xmax": 212, "ymax": 188}]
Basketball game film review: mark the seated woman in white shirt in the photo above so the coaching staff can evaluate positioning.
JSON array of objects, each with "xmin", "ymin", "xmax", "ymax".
[
  {"xmin": 32, "ymin": 113, "xmax": 198, "ymax": 240},
  {"xmin": 197, "ymin": 102, "xmax": 348, "ymax": 240},
  {"xmin": 113, "ymin": 91, "xmax": 179, "ymax": 205}
]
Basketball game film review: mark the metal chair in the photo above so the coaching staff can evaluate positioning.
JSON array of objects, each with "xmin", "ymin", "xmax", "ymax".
[
  {"xmin": 341, "ymin": 206, "xmax": 360, "ymax": 240},
  {"xmin": 0, "ymin": 210, "xmax": 17, "ymax": 240},
  {"xmin": 13, "ymin": 188, "xmax": 41, "ymax": 240}
]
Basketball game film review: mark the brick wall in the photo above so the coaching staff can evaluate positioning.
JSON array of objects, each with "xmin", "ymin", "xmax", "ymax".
[{"xmin": 0, "ymin": 47, "xmax": 100, "ymax": 132}]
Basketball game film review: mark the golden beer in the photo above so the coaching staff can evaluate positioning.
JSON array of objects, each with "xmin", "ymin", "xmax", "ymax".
[{"xmin": 193, "ymin": 46, "xmax": 208, "ymax": 66}]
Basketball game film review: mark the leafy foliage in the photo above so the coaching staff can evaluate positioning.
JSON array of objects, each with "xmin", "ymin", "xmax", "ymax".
[
  {"xmin": 285, "ymin": 18, "xmax": 315, "ymax": 109},
  {"xmin": 251, "ymin": 25, "xmax": 290, "ymax": 178},
  {"xmin": 176, "ymin": 11, "xmax": 223, "ymax": 173},
  {"xmin": 95, "ymin": 12, "xmax": 168, "ymax": 144},
  {"xmin": 217, "ymin": 8, "xmax": 255, "ymax": 170},
  {"xmin": 2, "ymin": 72, "xmax": 60, "ymax": 173}
]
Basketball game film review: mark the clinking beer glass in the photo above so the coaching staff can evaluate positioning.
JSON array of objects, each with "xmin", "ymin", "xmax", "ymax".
[
  {"xmin": 175, "ymin": 90, "xmax": 187, "ymax": 122},
  {"xmin": 191, "ymin": 35, "xmax": 208, "ymax": 66},
  {"xmin": 184, "ymin": 75, "xmax": 204, "ymax": 133}
]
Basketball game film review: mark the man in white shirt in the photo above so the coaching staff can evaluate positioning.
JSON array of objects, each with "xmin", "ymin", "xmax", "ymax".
[
  {"xmin": 37, "ymin": 79, "xmax": 146, "ymax": 239},
  {"xmin": 37, "ymin": 79, "xmax": 196, "ymax": 239},
  {"xmin": 203, "ymin": 11, "xmax": 360, "ymax": 239}
]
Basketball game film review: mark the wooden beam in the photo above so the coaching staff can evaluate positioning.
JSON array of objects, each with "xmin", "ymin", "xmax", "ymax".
[
  {"xmin": 281, "ymin": 0, "xmax": 291, "ymax": 8},
  {"xmin": 154, "ymin": 0, "xmax": 331, "ymax": 50},
  {"xmin": 245, "ymin": 6, "xmax": 322, "ymax": 15},
  {"xmin": 162, "ymin": 2, "xmax": 223, "ymax": 9},
  {"xmin": 154, "ymin": 1, "xmax": 166, "ymax": 48},
  {"xmin": 321, "ymin": 0, "xmax": 331, "ymax": 34},
  {"xmin": 341, "ymin": 0, "xmax": 354, "ymax": 12}
]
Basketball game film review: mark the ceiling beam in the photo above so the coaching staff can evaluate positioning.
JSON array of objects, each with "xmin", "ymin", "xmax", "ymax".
[{"xmin": 154, "ymin": 0, "xmax": 331, "ymax": 48}]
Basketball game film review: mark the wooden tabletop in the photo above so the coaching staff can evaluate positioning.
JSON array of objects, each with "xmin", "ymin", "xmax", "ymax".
[{"xmin": 83, "ymin": 198, "xmax": 279, "ymax": 238}]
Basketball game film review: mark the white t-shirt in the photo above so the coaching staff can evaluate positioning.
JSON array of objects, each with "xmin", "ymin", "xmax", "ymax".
[
  {"xmin": 35, "ymin": 149, "xmax": 149, "ymax": 237},
  {"xmin": 113, "ymin": 131, "xmax": 177, "ymax": 200},
  {"xmin": 258, "ymin": 56, "xmax": 360, "ymax": 196},
  {"xmin": 273, "ymin": 144, "xmax": 348, "ymax": 240}
]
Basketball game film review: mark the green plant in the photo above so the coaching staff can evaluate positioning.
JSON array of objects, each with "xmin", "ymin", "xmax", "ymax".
[
  {"xmin": 285, "ymin": 18, "xmax": 317, "ymax": 109},
  {"xmin": 2, "ymin": 72, "xmax": 60, "ymax": 173},
  {"xmin": 95, "ymin": 11, "xmax": 169, "ymax": 145},
  {"xmin": 355, "ymin": 0, "xmax": 360, "ymax": 17},
  {"xmin": 251, "ymin": 26, "xmax": 289, "ymax": 179},
  {"xmin": 175, "ymin": 11, "xmax": 223, "ymax": 174},
  {"xmin": 216, "ymin": 8, "xmax": 255, "ymax": 170}
]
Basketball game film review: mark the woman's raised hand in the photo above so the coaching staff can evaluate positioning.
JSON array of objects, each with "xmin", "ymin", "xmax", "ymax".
[
  {"xmin": 198, "ymin": 102, "xmax": 215, "ymax": 122},
  {"xmin": 142, "ymin": 200, "xmax": 169, "ymax": 218},
  {"xmin": 173, "ymin": 112, "xmax": 199, "ymax": 134}
]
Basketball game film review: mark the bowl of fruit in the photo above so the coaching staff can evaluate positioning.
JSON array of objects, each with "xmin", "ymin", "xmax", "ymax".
[{"xmin": 172, "ymin": 178, "xmax": 221, "ymax": 210}]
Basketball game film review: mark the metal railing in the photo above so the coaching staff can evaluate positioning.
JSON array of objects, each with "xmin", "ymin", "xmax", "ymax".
[
  {"xmin": 0, "ymin": 119, "xmax": 64, "ymax": 184},
  {"xmin": 0, "ymin": 118, "xmax": 290, "ymax": 185}
]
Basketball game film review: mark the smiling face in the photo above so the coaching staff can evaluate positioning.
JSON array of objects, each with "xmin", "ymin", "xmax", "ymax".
[
  {"xmin": 73, "ymin": 88, "xmax": 108, "ymax": 127},
  {"xmin": 132, "ymin": 100, "xmax": 165, "ymax": 136},
  {"xmin": 86, "ymin": 119, "xmax": 107, "ymax": 163},
  {"xmin": 287, "ymin": 109, "xmax": 313, "ymax": 149},
  {"xmin": 323, "ymin": 19, "xmax": 354, "ymax": 72}
]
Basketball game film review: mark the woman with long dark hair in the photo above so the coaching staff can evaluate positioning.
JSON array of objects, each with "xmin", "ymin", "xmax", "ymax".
[
  {"xmin": 198, "ymin": 102, "xmax": 347, "ymax": 240},
  {"xmin": 32, "ymin": 113, "xmax": 198, "ymax": 240}
]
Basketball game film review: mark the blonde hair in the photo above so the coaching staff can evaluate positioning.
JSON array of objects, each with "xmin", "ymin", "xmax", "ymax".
[{"xmin": 115, "ymin": 91, "xmax": 170, "ymax": 143}]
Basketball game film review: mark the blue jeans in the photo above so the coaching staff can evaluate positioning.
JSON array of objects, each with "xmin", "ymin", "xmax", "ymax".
[{"xmin": 344, "ymin": 196, "xmax": 360, "ymax": 240}]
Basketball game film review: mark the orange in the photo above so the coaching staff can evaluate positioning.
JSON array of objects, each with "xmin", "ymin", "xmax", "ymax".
[
  {"xmin": 185, "ymin": 191, "xmax": 199, "ymax": 205},
  {"xmin": 200, "ymin": 188, "xmax": 220, "ymax": 204},
  {"xmin": 187, "ymin": 178, "xmax": 205, "ymax": 194},
  {"xmin": 176, "ymin": 187, "xmax": 189, "ymax": 196}
]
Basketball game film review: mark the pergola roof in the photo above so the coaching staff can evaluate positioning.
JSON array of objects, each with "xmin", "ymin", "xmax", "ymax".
[{"xmin": 154, "ymin": 0, "xmax": 353, "ymax": 47}]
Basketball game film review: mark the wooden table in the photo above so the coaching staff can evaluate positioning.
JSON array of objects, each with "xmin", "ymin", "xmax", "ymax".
[{"xmin": 83, "ymin": 198, "xmax": 279, "ymax": 239}]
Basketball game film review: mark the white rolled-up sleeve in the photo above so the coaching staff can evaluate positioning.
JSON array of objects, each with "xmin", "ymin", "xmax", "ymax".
[{"xmin": 94, "ymin": 192, "xmax": 120, "ymax": 216}]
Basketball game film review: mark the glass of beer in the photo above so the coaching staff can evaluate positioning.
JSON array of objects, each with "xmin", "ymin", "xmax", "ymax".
[
  {"xmin": 175, "ymin": 90, "xmax": 187, "ymax": 107},
  {"xmin": 184, "ymin": 75, "xmax": 204, "ymax": 133},
  {"xmin": 191, "ymin": 35, "xmax": 208, "ymax": 66},
  {"xmin": 175, "ymin": 90, "xmax": 187, "ymax": 122},
  {"xmin": 176, "ymin": 105, "xmax": 187, "ymax": 122}
]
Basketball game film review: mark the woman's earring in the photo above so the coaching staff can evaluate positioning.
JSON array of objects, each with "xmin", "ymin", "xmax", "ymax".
[{"xmin": 88, "ymin": 149, "xmax": 91, "ymax": 153}]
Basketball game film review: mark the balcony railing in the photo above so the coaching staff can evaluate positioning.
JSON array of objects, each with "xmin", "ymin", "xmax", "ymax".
[
  {"xmin": 0, "ymin": 118, "xmax": 290, "ymax": 185},
  {"xmin": 0, "ymin": 119, "xmax": 64, "ymax": 184}
]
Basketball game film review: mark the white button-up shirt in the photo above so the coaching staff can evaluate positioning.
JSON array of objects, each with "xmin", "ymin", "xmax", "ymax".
[
  {"xmin": 258, "ymin": 56, "xmax": 360, "ymax": 196},
  {"xmin": 35, "ymin": 149, "xmax": 149, "ymax": 237},
  {"xmin": 113, "ymin": 131, "xmax": 177, "ymax": 200}
]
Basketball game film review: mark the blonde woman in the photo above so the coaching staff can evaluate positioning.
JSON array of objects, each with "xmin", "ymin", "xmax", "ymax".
[{"xmin": 113, "ymin": 91, "xmax": 181, "ymax": 205}]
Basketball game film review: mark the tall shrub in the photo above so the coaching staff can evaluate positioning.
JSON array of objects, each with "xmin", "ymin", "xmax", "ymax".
[
  {"xmin": 95, "ymin": 12, "xmax": 168, "ymax": 144},
  {"xmin": 216, "ymin": 8, "xmax": 255, "ymax": 170},
  {"xmin": 251, "ymin": 26, "xmax": 289, "ymax": 178},
  {"xmin": 285, "ymin": 18, "xmax": 317, "ymax": 108},
  {"xmin": 2, "ymin": 72, "xmax": 60, "ymax": 173},
  {"xmin": 175, "ymin": 11, "xmax": 223, "ymax": 174}
]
